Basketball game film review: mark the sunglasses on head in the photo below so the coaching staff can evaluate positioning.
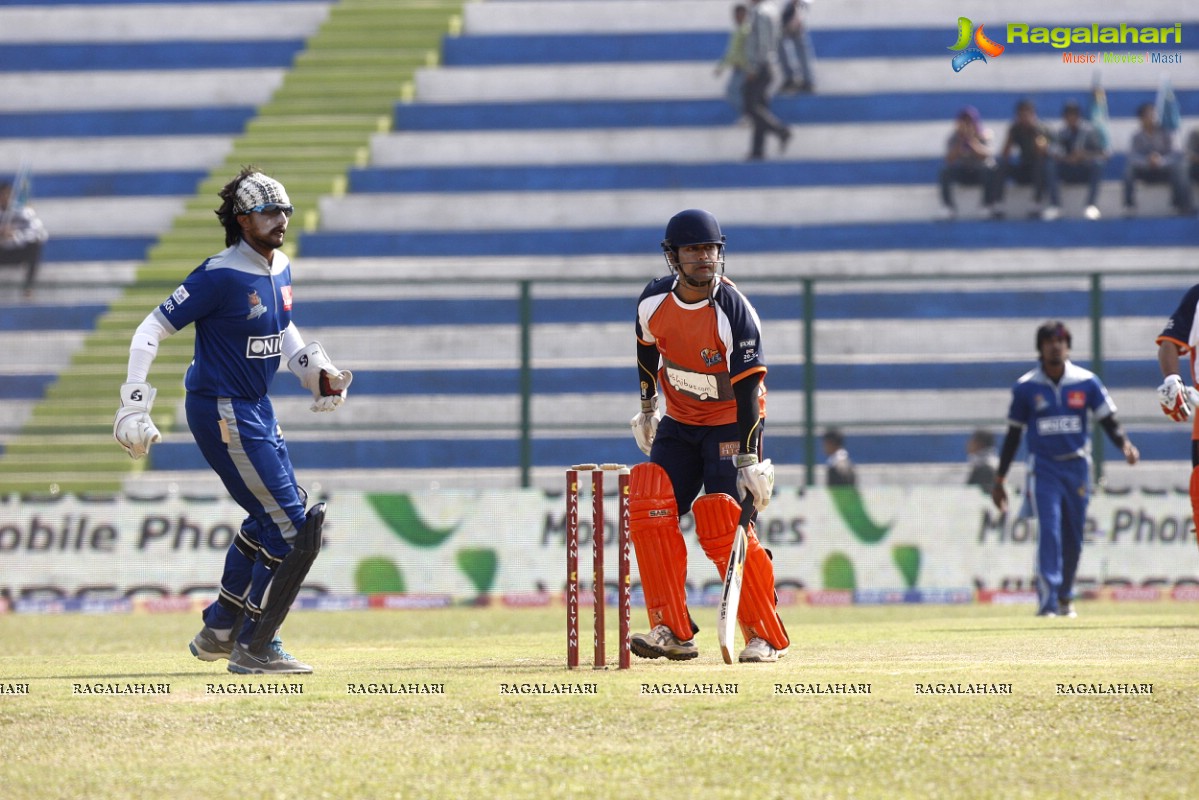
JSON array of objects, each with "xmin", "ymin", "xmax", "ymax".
[{"xmin": 240, "ymin": 203, "xmax": 294, "ymax": 217}]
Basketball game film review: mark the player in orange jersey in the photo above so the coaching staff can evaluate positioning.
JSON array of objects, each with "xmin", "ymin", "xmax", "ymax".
[{"xmin": 626, "ymin": 209, "xmax": 788, "ymax": 663}]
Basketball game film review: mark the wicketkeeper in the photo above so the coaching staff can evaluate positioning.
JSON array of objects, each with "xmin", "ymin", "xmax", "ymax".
[
  {"xmin": 114, "ymin": 168, "xmax": 352, "ymax": 674},
  {"xmin": 627, "ymin": 208, "xmax": 789, "ymax": 663}
]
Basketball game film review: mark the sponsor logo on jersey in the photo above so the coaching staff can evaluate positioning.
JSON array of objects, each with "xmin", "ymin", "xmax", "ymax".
[
  {"xmin": 245, "ymin": 333, "xmax": 284, "ymax": 359},
  {"xmin": 1036, "ymin": 415, "xmax": 1082, "ymax": 436},
  {"xmin": 1067, "ymin": 390, "xmax": 1086, "ymax": 409},
  {"xmin": 281, "ymin": 285, "xmax": 293, "ymax": 311},
  {"xmin": 666, "ymin": 366, "xmax": 721, "ymax": 400},
  {"xmin": 163, "ymin": 285, "xmax": 190, "ymax": 314},
  {"xmin": 700, "ymin": 348, "xmax": 724, "ymax": 367},
  {"xmin": 246, "ymin": 290, "xmax": 267, "ymax": 320}
]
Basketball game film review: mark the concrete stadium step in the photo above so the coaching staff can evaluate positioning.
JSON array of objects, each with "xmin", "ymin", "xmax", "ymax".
[
  {"xmin": 2, "ymin": 258, "xmax": 136, "ymax": 285},
  {"xmin": 0, "ymin": 42, "xmax": 305, "ymax": 73},
  {"xmin": 295, "ymin": 48, "xmax": 441, "ymax": 68},
  {"xmin": 366, "ymin": 120, "xmax": 1145, "ymax": 166},
  {"xmin": 26, "ymin": 171, "xmax": 207, "ymax": 198},
  {"xmin": 290, "ymin": 237, "xmax": 1199, "ymax": 280},
  {"xmin": 0, "ymin": 107, "xmax": 256, "ymax": 138},
  {"xmin": 43, "ymin": 236, "xmax": 156, "ymax": 263},
  {"xmin": 0, "ymin": 70, "xmax": 287, "ymax": 111},
  {"xmin": 32, "ymin": 197, "xmax": 186, "ymax": 237},
  {"xmin": 347, "ymin": 158, "xmax": 1147, "ymax": 192},
  {"xmin": 318, "ymin": 185, "xmax": 951, "ymax": 229},
  {"xmin": 391, "ymin": 90, "xmax": 1199, "ymax": 131},
  {"xmin": 415, "ymin": 56, "xmax": 1197, "ymax": 103},
  {"xmin": 309, "ymin": 187, "xmax": 1189, "ymax": 235},
  {"xmin": 442, "ymin": 28, "xmax": 1197, "ymax": 66},
  {"xmin": 0, "ymin": 2, "xmax": 332, "ymax": 43},
  {"xmin": 298, "ymin": 216, "xmax": 1198, "ymax": 259},
  {"xmin": 461, "ymin": 0, "xmax": 1190, "ymax": 34},
  {"xmin": 0, "ymin": 136, "xmax": 236, "ymax": 172}
]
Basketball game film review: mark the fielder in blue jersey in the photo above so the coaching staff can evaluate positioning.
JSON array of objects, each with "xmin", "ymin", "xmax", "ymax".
[
  {"xmin": 114, "ymin": 168, "xmax": 353, "ymax": 674},
  {"xmin": 991, "ymin": 321, "xmax": 1138, "ymax": 617}
]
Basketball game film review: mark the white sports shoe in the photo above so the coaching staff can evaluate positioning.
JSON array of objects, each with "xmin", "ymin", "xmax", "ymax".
[
  {"xmin": 1040, "ymin": 205, "xmax": 1061, "ymax": 221},
  {"xmin": 1084, "ymin": 205, "xmax": 1101, "ymax": 220},
  {"xmin": 630, "ymin": 624, "xmax": 698, "ymax": 661},
  {"xmin": 738, "ymin": 637, "xmax": 787, "ymax": 663}
]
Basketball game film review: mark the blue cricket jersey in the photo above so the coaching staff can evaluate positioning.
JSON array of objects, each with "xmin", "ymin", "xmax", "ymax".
[
  {"xmin": 1005, "ymin": 361, "xmax": 1116, "ymax": 460},
  {"xmin": 152, "ymin": 239, "xmax": 294, "ymax": 400}
]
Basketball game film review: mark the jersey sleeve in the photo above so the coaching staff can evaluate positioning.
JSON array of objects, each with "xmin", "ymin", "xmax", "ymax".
[
  {"xmin": 154, "ymin": 261, "xmax": 223, "ymax": 334},
  {"xmin": 717, "ymin": 283, "xmax": 767, "ymax": 383},
  {"xmin": 1088, "ymin": 377, "xmax": 1117, "ymax": 420},
  {"xmin": 1157, "ymin": 283, "xmax": 1199, "ymax": 354},
  {"xmin": 1006, "ymin": 383, "xmax": 1030, "ymax": 428},
  {"xmin": 636, "ymin": 277, "xmax": 672, "ymax": 345}
]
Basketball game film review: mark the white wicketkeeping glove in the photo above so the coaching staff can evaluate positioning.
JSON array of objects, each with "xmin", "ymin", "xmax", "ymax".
[
  {"xmin": 629, "ymin": 398, "xmax": 663, "ymax": 455},
  {"xmin": 734, "ymin": 454, "xmax": 774, "ymax": 512},
  {"xmin": 113, "ymin": 382, "xmax": 161, "ymax": 460},
  {"xmin": 289, "ymin": 341, "xmax": 353, "ymax": 412},
  {"xmin": 1158, "ymin": 374, "xmax": 1196, "ymax": 422}
]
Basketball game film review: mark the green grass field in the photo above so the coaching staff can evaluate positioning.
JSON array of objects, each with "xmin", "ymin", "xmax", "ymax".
[{"xmin": 2, "ymin": 602, "xmax": 1197, "ymax": 799}]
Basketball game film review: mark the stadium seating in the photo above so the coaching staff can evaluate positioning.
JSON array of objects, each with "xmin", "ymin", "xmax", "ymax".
[
  {"xmin": 284, "ymin": 0, "xmax": 1198, "ymax": 491},
  {"xmin": 0, "ymin": 0, "xmax": 463, "ymax": 494},
  {"xmin": 2, "ymin": 0, "xmax": 1197, "ymax": 496}
]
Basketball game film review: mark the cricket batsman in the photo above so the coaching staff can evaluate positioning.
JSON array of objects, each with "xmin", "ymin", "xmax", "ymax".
[
  {"xmin": 627, "ymin": 208, "xmax": 789, "ymax": 663},
  {"xmin": 1156, "ymin": 283, "xmax": 1199, "ymax": 547}
]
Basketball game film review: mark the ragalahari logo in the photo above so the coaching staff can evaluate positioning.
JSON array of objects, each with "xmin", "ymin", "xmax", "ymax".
[{"xmin": 948, "ymin": 17, "xmax": 1005, "ymax": 72}]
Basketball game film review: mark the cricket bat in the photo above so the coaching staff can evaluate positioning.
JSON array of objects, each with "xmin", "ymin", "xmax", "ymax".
[{"xmin": 717, "ymin": 492, "xmax": 755, "ymax": 665}]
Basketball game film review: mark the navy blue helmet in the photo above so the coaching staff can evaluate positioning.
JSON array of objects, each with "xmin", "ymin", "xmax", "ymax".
[{"xmin": 661, "ymin": 208, "xmax": 726, "ymax": 277}]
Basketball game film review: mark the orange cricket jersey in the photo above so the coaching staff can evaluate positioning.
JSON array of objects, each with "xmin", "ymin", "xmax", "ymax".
[{"xmin": 636, "ymin": 275, "xmax": 767, "ymax": 426}]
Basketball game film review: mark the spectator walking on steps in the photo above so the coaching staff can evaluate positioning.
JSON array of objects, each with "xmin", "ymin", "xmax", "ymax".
[
  {"xmin": 715, "ymin": 4, "xmax": 751, "ymax": 117},
  {"xmin": 777, "ymin": 0, "xmax": 816, "ymax": 94},
  {"xmin": 742, "ymin": 0, "xmax": 792, "ymax": 161}
]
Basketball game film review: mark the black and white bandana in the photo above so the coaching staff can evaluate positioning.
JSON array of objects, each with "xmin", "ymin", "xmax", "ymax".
[{"xmin": 234, "ymin": 173, "xmax": 290, "ymax": 213}]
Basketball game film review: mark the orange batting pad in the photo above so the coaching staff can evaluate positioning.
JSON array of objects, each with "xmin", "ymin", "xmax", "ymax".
[
  {"xmin": 629, "ymin": 462, "xmax": 694, "ymax": 641},
  {"xmin": 693, "ymin": 493, "xmax": 789, "ymax": 651},
  {"xmin": 1191, "ymin": 466, "xmax": 1199, "ymax": 549}
]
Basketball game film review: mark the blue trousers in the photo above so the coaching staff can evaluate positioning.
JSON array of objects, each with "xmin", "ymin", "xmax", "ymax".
[
  {"xmin": 649, "ymin": 416, "xmax": 757, "ymax": 516},
  {"xmin": 186, "ymin": 393, "xmax": 307, "ymax": 643},
  {"xmin": 1027, "ymin": 454, "xmax": 1089, "ymax": 614}
]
